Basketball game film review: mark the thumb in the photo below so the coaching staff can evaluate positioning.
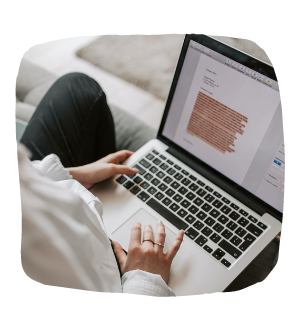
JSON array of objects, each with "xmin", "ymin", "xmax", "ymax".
[
  {"xmin": 113, "ymin": 164, "xmax": 139, "ymax": 176},
  {"xmin": 111, "ymin": 240, "xmax": 127, "ymax": 273}
]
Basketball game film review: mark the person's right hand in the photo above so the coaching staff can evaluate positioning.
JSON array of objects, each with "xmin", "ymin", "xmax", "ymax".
[{"xmin": 111, "ymin": 221, "xmax": 184, "ymax": 283}]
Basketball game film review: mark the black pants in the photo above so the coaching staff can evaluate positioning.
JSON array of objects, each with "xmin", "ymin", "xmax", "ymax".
[{"xmin": 21, "ymin": 72, "xmax": 116, "ymax": 167}]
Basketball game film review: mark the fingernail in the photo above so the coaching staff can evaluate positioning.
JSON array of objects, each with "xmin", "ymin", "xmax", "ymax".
[
  {"xmin": 133, "ymin": 168, "xmax": 139, "ymax": 172},
  {"xmin": 157, "ymin": 220, "xmax": 162, "ymax": 224}
]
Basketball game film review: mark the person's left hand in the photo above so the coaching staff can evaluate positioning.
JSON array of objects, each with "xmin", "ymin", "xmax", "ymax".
[{"xmin": 67, "ymin": 150, "xmax": 139, "ymax": 189}]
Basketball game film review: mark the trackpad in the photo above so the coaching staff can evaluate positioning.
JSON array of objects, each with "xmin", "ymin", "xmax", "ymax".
[{"xmin": 112, "ymin": 208, "xmax": 177, "ymax": 254}]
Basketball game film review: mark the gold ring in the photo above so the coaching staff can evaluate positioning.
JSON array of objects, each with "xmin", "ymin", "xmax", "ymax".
[
  {"xmin": 154, "ymin": 242, "xmax": 164, "ymax": 248},
  {"xmin": 142, "ymin": 239, "xmax": 154, "ymax": 244}
]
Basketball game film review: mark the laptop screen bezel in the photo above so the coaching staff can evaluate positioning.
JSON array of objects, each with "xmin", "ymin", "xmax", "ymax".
[{"xmin": 157, "ymin": 34, "xmax": 282, "ymax": 221}]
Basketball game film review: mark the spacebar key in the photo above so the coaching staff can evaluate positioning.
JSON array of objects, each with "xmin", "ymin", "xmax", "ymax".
[{"xmin": 146, "ymin": 198, "xmax": 188, "ymax": 230}]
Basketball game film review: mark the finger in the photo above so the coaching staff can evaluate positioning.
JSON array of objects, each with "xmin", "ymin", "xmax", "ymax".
[
  {"xmin": 154, "ymin": 220, "xmax": 166, "ymax": 252},
  {"xmin": 128, "ymin": 222, "xmax": 142, "ymax": 250},
  {"xmin": 142, "ymin": 224, "xmax": 154, "ymax": 249},
  {"xmin": 103, "ymin": 150, "xmax": 134, "ymax": 164},
  {"xmin": 111, "ymin": 240, "xmax": 127, "ymax": 273},
  {"xmin": 111, "ymin": 164, "xmax": 139, "ymax": 176},
  {"xmin": 166, "ymin": 230, "xmax": 184, "ymax": 262}
]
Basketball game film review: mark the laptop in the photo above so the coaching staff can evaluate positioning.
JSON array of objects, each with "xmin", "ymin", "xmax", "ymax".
[{"xmin": 90, "ymin": 34, "xmax": 283, "ymax": 295}]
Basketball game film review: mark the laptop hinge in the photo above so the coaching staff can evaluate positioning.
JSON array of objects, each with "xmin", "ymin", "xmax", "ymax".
[{"xmin": 166, "ymin": 146, "xmax": 267, "ymax": 217}]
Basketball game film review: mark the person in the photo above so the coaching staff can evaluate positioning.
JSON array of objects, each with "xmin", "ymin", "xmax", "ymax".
[{"xmin": 19, "ymin": 72, "xmax": 184, "ymax": 296}]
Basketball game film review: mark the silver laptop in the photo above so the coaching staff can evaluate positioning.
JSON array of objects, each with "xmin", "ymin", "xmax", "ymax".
[{"xmin": 91, "ymin": 34, "xmax": 283, "ymax": 295}]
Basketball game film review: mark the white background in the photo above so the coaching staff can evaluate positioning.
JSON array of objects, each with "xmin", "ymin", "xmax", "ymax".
[
  {"xmin": 174, "ymin": 55, "xmax": 281, "ymax": 184},
  {"xmin": 1, "ymin": 1, "xmax": 299, "ymax": 329}
]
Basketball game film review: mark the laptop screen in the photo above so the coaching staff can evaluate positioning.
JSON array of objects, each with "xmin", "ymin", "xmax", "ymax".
[{"xmin": 162, "ymin": 37, "xmax": 284, "ymax": 213}]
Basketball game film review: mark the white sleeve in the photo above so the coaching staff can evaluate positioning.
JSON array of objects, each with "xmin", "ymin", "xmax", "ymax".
[{"xmin": 122, "ymin": 270, "xmax": 175, "ymax": 297}]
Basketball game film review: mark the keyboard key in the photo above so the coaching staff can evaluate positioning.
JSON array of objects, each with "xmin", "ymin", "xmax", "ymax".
[
  {"xmin": 221, "ymin": 259, "xmax": 231, "ymax": 267},
  {"xmin": 130, "ymin": 186, "xmax": 141, "ymax": 195},
  {"xmin": 153, "ymin": 158, "xmax": 161, "ymax": 165},
  {"xmin": 235, "ymin": 227, "xmax": 247, "ymax": 238},
  {"xmin": 186, "ymin": 214, "xmax": 196, "ymax": 224},
  {"xmin": 202, "ymin": 227, "xmax": 213, "ymax": 237},
  {"xmin": 204, "ymin": 245, "xmax": 213, "ymax": 253},
  {"xmin": 230, "ymin": 236, "xmax": 242, "ymax": 246},
  {"xmin": 167, "ymin": 168, "xmax": 176, "ymax": 175},
  {"xmin": 139, "ymin": 159, "xmax": 151, "ymax": 168},
  {"xmin": 167, "ymin": 159, "xmax": 174, "ymax": 165},
  {"xmin": 194, "ymin": 197, "xmax": 204, "ymax": 206},
  {"xmin": 218, "ymin": 215, "xmax": 229, "ymax": 224},
  {"xmin": 116, "ymin": 175, "xmax": 127, "ymax": 184},
  {"xmin": 182, "ymin": 169, "xmax": 189, "ymax": 176},
  {"xmin": 196, "ymin": 188, "xmax": 206, "ymax": 197},
  {"xmin": 175, "ymin": 173, "xmax": 184, "ymax": 181},
  {"xmin": 239, "ymin": 209, "xmax": 248, "ymax": 217},
  {"xmin": 170, "ymin": 203, "xmax": 180, "ymax": 212},
  {"xmin": 133, "ymin": 164, "xmax": 146, "ymax": 175},
  {"xmin": 186, "ymin": 192, "xmax": 196, "ymax": 201},
  {"xmin": 165, "ymin": 188, "xmax": 175, "ymax": 197},
  {"xmin": 163, "ymin": 176, "xmax": 173, "ymax": 184},
  {"xmin": 159, "ymin": 155, "xmax": 166, "ymax": 160},
  {"xmin": 162, "ymin": 197, "xmax": 172, "ymax": 206},
  {"xmin": 144, "ymin": 173, "xmax": 153, "ymax": 181},
  {"xmin": 182, "ymin": 178, "xmax": 191, "ymax": 186},
  {"xmin": 128, "ymin": 173, "xmax": 136, "ymax": 179},
  {"xmin": 178, "ymin": 187, "xmax": 188, "ymax": 195},
  {"xmin": 221, "ymin": 229, "xmax": 233, "ymax": 239},
  {"xmin": 189, "ymin": 175, "xmax": 197, "ymax": 181},
  {"xmin": 141, "ymin": 182, "xmax": 150, "ymax": 189},
  {"xmin": 123, "ymin": 181, "xmax": 134, "ymax": 189},
  {"xmin": 148, "ymin": 187, "xmax": 157, "ymax": 195},
  {"xmin": 188, "ymin": 205, "xmax": 199, "ymax": 214},
  {"xmin": 212, "ymin": 248, "xmax": 225, "ymax": 259},
  {"xmin": 213, "ymin": 191, "xmax": 222, "ymax": 198},
  {"xmin": 171, "ymin": 181, "xmax": 180, "ymax": 189},
  {"xmin": 221, "ymin": 197, "xmax": 230, "ymax": 204},
  {"xmin": 257, "ymin": 222, "xmax": 268, "ymax": 230},
  {"xmin": 193, "ymin": 220, "xmax": 204, "ymax": 230},
  {"xmin": 212, "ymin": 200, "xmax": 223, "ymax": 209},
  {"xmin": 204, "ymin": 194, "xmax": 215, "ymax": 203},
  {"xmin": 152, "ymin": 150, "xmax": 159, "ymax": 155},
  {"xmin": 149, "ymin": 166, "xmax": 158, "ymax": 173},
  {"xmin": 174, "ymin": 165, "xmax": 181, "ymax": 170},
  {"xmin": 146, "ymin": 198, "xmax": 188, "ymax": 230},
  {"xmin": 181, "ymin": 199, "xmax": 191, "ymax": 208},
  {"xmin": 156, "ymin": 171, "xmax": 165, "ymax": 179},
  {"xmin": 154, "ymin": 192, "xmax": 164, "ymax": 200},
  {"xmin": 239, "ymin": 233, "xmax": 256, "ymax": 251},
  {"xmin": 248, "ymin": 215, "xmax": 258, "ymax": 223},
  {"xmin": 196, "ymin": 211, "xmax": 207, "ymax": 220},
  {"xmin": 226, "ymin": 221, "xmax": 238, "ymax": 231},
  {"xmin": 159, "ymin": 163, "xmax": 168, "ymax": 170},
  {"xmin": 185, "ymin": 227, "xmax": 199, "ymax": 240},
  {"xmin": 195, "ymin": 235, "xmax": 208, "ymax": 246},
  {"xmin": 201, "ymin": 203, "xmax": 212, "ymax": 212},
  {"xmin": 205, "ymin": 186, "xmax": 213, "ymax": 192},
  {"xmin": 151, "ymin": 178, "xmax": 160, "ymax": 186},
  {"xmin": 211, "ymin": 233, "xmax": 222, "ymax": 244},
  {"xmin": 178, "ymin": 209, "xmax": 188, "ymax": 218},
  {"xmin": 219, "ymin": 240, "xmax": 242, "ymax": 259},
  {"xmin": 189, "ymin": 183, "xmax": 199, "ymax": 191},
  {"xmin": 173, "ymin": 194, "xmax": 183, "ymax": 203},
  {"xmin": 197, "ymin": 179, "xmax": 205, "ymax": 186},
  {"xmin": 133, "ymin": 176, "xmax": 143, "ymax": 184},
  {"xmin": 213, "ymin": 223, "xmax": 224, "ymax": 233},
  {"xmin": 237, "ymin": 217, "xmax": 249, "ymax": 227},
  {"xmin": 229, "ymin": 211, "xmax": 240, "ymax": 221},
  {"xmin": 246, "ymin": 223, "xmax": 263, "ymax": 237},
  {"xmin": 204, "ymin": 217, "xmax": 216, "ymax": 227},
  {"xmin": 230, "ymin": 203, "xmax": 239, "ymax": 210},
  {"xmin": 210, "ymin": 209, "xmax": 220, "ymax": 218},
  {"xmin": 158, "ymin": 183, "xmax": 168, "ymax": 191},
  {"xmin": 146, "ymin": 153, "xmax": 154, "ymax": 160},
  {"xmin": 137, "ymin": 191, "xmax": 150, "ymax": 202},
  {"xmin": 220, "ymin": 205, "xmax": 232, "ymax": 215}
]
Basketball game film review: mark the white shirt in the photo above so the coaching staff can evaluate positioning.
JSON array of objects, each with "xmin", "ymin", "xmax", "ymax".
[{"xmin": 19, "ymin": 144, "xmax": 175, "ymax": 296}]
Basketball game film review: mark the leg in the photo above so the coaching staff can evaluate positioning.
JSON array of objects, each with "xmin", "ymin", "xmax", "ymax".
[{"xmin": 21, "ymin": 73, "xmax": 116, "ymax": 168}]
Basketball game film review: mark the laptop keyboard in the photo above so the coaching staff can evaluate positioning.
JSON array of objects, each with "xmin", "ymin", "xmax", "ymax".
[{"xmin": 116, "ymin": 149, "xmax": 269, "ymax": 269}]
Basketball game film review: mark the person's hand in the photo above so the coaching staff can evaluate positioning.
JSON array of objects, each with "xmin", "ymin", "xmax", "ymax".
[
  {"xmin": 112, "ymin": 221, "xmax": 184, "ymax": 283},
  {"xmin": 67, "ymin": 150, "xmax": 138, "ymax": 189}
]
